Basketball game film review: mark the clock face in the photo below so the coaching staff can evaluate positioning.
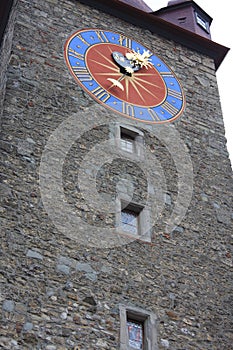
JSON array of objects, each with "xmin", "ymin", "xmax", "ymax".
[{"xmin": 64, "ymin": 29, "xmax": 185, "ymax": 123}]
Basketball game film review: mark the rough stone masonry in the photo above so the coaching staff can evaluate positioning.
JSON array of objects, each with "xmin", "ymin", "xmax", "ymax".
[{"xmin": 0, "ymin": 0, "xmax": 232, "ymax": 349}]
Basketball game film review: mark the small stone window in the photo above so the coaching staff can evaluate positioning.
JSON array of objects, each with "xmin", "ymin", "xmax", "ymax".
[
  {"xmin": 110, "ymin": 123, "xmax": 144, "ymax": 157},
  {"xmin": 120, "ymin": 305, "xmax": 158, "ymax": 350},
  {"xmin": 116, "ymin": 200, "xmax": 151, "ymax": 242},
  {"xmin": 120, "ymin": 127, "xmax": 136, "ymax": 153}
]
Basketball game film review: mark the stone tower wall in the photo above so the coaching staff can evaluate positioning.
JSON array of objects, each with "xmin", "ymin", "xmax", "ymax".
[{"xmin": 0, "ymin": 1, "xmax": 232, "ymax": 349}]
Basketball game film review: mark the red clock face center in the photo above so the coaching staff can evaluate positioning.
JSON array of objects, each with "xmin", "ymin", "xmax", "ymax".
[{"xmin": 86, "ymin": 43, "xmax": 166, "ymax": 107}]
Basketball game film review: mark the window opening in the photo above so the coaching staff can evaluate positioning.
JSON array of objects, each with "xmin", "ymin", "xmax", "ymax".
[
  {"xmin": 195, "ymin": 12, "xmax": 209, "ymax": 32},
  {"xmin": 127, "ymin": 318, "xmax": 144, "ymax": 349},
  {"xmin": 121, "ymin": 208, "xmax": 139, "ymax": 235},
  {"xmin": 121, "ymin": 202, "xmax": 142, "ymax": 235},
  {"xmin": 120, "ymin": 128, "xmax": 135, "ymax": 153},
  {"xmin": 120, "ymin": 304, "xmax": 158, "ymax": 350}
]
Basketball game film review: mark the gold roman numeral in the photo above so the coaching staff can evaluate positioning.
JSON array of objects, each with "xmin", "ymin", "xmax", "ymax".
[
  {"xmin": 160, "ymin": 72, "xmax": 173, "ymax": 77},
  {"xmin": 162, "ymin": 101, "xmax": 179, "ymax": 115},
  {"xmin": 118, "ymin": 34, "xmax": 132, "ymax": 49},
  {"xmin": 167, "ymin": 88, "xmax": 182, "ymax": 100},
  {"xmin": 76, "ymin": 33, "xmax": 90, "ymax": 47},
  {"xmin": 147, "ymin": 108, "xmax": 160, "ymax": 121},
  {"xmin": 68, "ymin": 48, "xmax": 84, "ymax": 60},
  {"xmin": 122, "ymin": 102, "xmax": 135, "ymax": 117},
  {"xmin": 92, "ymin": 86, "xmax": 110, "ymax": 103},
  {"xmin": 72, "ymin": 66, "xmax": 92, "ymax": 82},
  {"xmin": 95, "ymin": 30, "xmax": 109, "ymax": 42}
]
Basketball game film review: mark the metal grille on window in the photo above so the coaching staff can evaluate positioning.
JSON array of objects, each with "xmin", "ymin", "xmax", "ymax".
[{"xmin": 127, "ymin": 320, "xmax": 144, "ymax": 349}]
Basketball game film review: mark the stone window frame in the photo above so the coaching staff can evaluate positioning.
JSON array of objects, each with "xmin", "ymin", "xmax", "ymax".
[
  {"xmin": 116, "ymin": 198, "xmax": 151, "ymax": 242},
  {"xmin": 119, "ymin": 304, "xmax": 158, "ymax": 350},
  {"xmin": 111, "ymin": 123, "xmax": 145, "ymax": 158}
]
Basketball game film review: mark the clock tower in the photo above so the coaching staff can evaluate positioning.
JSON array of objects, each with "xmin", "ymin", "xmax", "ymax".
[{"xmin": 0, "ymin": 1, "xmax": 232, "ymax": 350}]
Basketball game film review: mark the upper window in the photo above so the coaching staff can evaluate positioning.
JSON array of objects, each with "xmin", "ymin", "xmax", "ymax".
[
  {"xmin": 195, "ymin": 12, "xmax": 210, "ymax": 33},
  {"xmin": 120, "ymin": 128, "xmax": 135, "ymax": 153},
  {"xmin": 111, "ymin": 124, "xmax": 144, "ymax": 157}
]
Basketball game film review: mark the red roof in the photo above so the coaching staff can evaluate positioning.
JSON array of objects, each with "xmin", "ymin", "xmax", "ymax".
[{"xmin": 118, "ymin": 0, "xmax": 152, "ymax": 12}]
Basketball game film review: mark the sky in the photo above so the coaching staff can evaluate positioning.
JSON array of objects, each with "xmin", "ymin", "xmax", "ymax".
[{"xmin": 144, "ymin": 0, "xmax": 232, "ymax": 167}]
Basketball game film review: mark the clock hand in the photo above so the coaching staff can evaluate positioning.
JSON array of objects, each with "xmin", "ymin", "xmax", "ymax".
[
  {"xmin": 107, "ymin": 76, "xmax": 125, "ymax": 91},
  {"xmin": 107, "ymin": 50, "xmax": 154, "ymax": 92},
  {"xmin": 111, "ymin": 50, "xmax": 153, "ymax": 79},
  {"xmin": 107, "ymin": 69, "xmax": 138, "ymax": 91}
]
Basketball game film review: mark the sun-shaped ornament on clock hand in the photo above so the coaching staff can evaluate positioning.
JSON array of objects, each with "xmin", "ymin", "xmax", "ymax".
[
  {"xmin": 107, "ymin": 49, "xmax": 155, "ymax": 92},
  {"xmin": 64, "ymin": 29, "xmax": 185, "ymax": 123}
]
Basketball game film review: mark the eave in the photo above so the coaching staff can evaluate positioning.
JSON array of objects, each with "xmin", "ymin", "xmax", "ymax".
[
  {"xmin": 0, "ymin": 0, "xmax": 229, "ymax": 70},
  {"xmin": 78, "ymin": 0, "xmax": 229, "ymax": 71}
]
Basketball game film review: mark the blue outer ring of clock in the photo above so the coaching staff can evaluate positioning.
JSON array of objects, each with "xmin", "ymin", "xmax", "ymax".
[{"xmin": 65, "ymin": 29, "xmax": 185, "ymax": 123}]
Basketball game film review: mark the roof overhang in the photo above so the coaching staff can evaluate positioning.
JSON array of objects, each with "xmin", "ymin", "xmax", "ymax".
[
  {"xmin": 78, "ymin": 0, "xmax": 229, "ymax": 71},
  {"xmin": 0, "ymin": 0, "xmax": 229, "ymax": 70}
]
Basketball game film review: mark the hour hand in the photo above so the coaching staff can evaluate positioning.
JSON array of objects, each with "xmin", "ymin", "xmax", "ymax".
[{"xmin": 107, "ymin": 78, "xmax": 124, "ymax": 91}]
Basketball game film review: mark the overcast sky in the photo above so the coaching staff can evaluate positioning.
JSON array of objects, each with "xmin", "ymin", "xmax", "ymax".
[{"xmin": 144, "ymin": 0, "xmax": 232, "ymax": 167}]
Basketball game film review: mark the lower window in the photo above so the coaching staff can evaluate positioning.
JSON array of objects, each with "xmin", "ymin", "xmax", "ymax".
[
  {"xmin": 127, "ymin": 319, "xmax": 144, "ymax": 349},
  {"xmin": 120, "ymin": 305, "xmax": 158, "ymax": 350}
]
